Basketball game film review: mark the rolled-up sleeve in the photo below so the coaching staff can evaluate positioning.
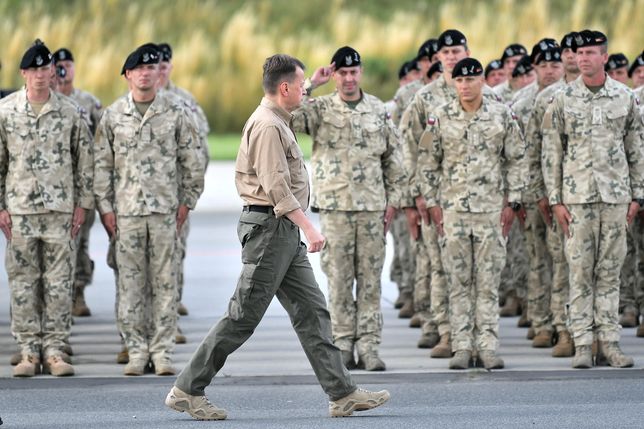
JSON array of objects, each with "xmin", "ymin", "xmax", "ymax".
[{"xmin": 249, "ymin": 125, "xmax": 300, "ymax": 217}]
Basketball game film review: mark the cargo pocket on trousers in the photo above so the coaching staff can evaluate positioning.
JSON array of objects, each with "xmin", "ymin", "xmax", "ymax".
[
  {"xmin": 237, "ymin": 221, "xmax": 266, "ymax": 264},
  {"xmin": 228, "ymin": 264, "xmax": 274, "ymax": 320}
]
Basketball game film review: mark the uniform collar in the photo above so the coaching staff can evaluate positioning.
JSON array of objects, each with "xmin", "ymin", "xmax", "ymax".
[
  {"xmin": 126, "ymin": 91, "xmax": 163, "ymax": 118},
  {"xmin": 331, "ymin": 90, "xmax": 371, "ymax": 113},
  {"xmin": 449, "ymin": 97, "xmax": 493, "ymax": 121},
  {"xmin": 571, "ymin": 73, "xmax": 621, "ymax": 97},
  {"xmin": 18, "ymin": 88, "xmax": 61, "ymax": 117},
  {"xmin": 260, "ymin": 97, "xmax": 292, "ymax": 125}
]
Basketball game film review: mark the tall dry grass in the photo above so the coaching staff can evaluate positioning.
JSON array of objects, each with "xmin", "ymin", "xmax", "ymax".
[{"xmin": 0, "ymin": 0, "xmax": 642, "ymax": 132}]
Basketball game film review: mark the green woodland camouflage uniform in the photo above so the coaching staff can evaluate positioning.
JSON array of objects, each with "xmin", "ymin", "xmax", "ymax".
[
  {"xmin": 542, "ymin": 76, "xmax": 644, "ymax": 347},
  {"xmin": 94, "ymin": 91, "xmax": 205, "ymax": 364},
  {"xmin": 292, "ymin": 91, "xmax": 405, "ymax": 358},
  {"xmin": 0, "ymin": 88, "xmax": 94, "ymax": 358},
  {"xmin": 401, "ymin": 75, "xmax": 499, "ymax": 340},
  {"xmin": 522, "ymin": 78, "xmax": 570, "ymax": 335},
  {"xmin": 69, "ymin": 88, "xmax": 102, "ymax": 293},
  {"xmin": 415, "ymin": 97, "xmax": 526, "ymax": 353}
]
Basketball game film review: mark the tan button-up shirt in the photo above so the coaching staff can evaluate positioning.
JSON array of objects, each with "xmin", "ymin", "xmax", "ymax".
[{"xmin": 235, "ymin": 97, "xmax": 309, "ymax": 217}]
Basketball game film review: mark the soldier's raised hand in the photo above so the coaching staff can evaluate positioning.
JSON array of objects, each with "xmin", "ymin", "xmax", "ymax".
[
  {"xmin": 310, "ymin": 62, "xmax": 335, "ymax": 89},
  {"xmin": 0, "ymin": 210, "xmax": 12, "ymax": 240}
]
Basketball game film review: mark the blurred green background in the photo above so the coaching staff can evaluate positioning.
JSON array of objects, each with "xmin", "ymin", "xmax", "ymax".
[{"xmin": 1, "ymin": 0, "xmax": 642, "ymax": 158}]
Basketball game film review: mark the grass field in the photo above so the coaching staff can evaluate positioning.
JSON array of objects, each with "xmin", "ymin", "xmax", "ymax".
[{"xmin": 208, "ymin": 134, "xmax": 313, "ymax": 161}]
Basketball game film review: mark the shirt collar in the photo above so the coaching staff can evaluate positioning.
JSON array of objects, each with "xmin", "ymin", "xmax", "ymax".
[{"xmin": 261, "ymin": 97, "xmax": 293, "ymax": 124}]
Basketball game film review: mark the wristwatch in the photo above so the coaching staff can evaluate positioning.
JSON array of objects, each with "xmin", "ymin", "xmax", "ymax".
[{"xmin": 508, "ymin": 202, "xmax": 522, "ymax": 212}]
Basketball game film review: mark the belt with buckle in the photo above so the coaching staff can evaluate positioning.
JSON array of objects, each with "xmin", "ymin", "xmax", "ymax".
[{"xmin": 242, "ymin": 205, "xmax": 274, "ymax": 214}]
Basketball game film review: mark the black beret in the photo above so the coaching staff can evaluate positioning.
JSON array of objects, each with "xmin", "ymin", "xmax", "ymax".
[
  {"xmin": 437, "ymin": 29, "xmax": 467, "ymax": 50},
  {"xmin": 628, "ymin": 51, "xmax": 644, "ymax": 77},
  {"xmin": 530, "ymin": 38, "xmax": 559, "ymax": 63},
  {"xmin": 158, "ymin": 43, "xmax": 172, "ymax": 62},
  {"xmin": 512, "ymin": 55, "xmax": 534, "ymax": 77},
  {"xmin": 485, "ymin": 59, "xmax": 503, "ymax": 78},
  {"xmin": 417, "ymin": 38, "xmax": 439, "ymax": 60},
  {"xmin": 398, "ymin": 61, "xmax": 413, "ymax": 80},
  {"xmin": 427, "ymin": 61, "xmax": 443, "ymax": 78},
  {"xmin": 572, "ymin": 29, "xmax": 607, "ymax": 53},
  {"xmin": 20, "ymin": 40, "xmax": 52, "ymax": 70},
  {"xmin": 331, "ymin": 46, "xmax": 361, "ymax": 70},
  {"xmin": 121, "ymin": 44, "xmax": 160, "ymax": 75},
  {"xmin": 560, "ymin": 32, "xmax": 577, "ymax": 50},
  {"xmin": 534, "ymin": 47, "xmax": 562, "ymax": 64},
  {"xmin": 501, "ymin": 44, "xmax": 527, "ymax": 64},
  {"xmin": 53, "ymin": 48, "xmax": 74, "ymax": 63},
  {"xmin": 452, "ymin": 58, "xmax": 483, "ymax": 78},
  {"xmin": 605, "ymin": 53, "xmax": 629, "ymax": 71}
]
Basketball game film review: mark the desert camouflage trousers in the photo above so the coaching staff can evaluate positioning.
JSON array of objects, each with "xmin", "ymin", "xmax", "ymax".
[
  {"xmin": 565, "ymin": 203, "xmax": 627, "ymax": 346},
  {"xmin": 115, "ymin": 213, "xmax": 178, "ymax": 361},
  {"xmin": 523, "ymin": 204, "xmax": 571, "ymax": 333},
  {"xmin": 420, "ymin": 221, "xmax": 449, "ymax": 336},
  {"xmin": 319, "ymin": 210, "xmax": 385, "ymax": 356},
  {"xmin": 7, "ymin": 213, "xmax": 75, "ymax": 358},
  {"xmin": 74, "ymin": 208, "xmax": 95, "ymax": 288},
  {"xmin": 499, "ymin": 221, "xmax": 529, "ymax": 305},
  {"xmin": 619, "ymin": 223, "xmax": 638, "ymax": 313},
  {"xmin": 389, "ymin": 212, "xmax": 414, "ymax": 295},
  {"xmin": 440, "ymin": 210, "xmax": 506, "ymax": 352}
]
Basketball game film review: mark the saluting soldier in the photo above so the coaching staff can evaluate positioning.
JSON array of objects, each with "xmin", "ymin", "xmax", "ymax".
[{"xmin": 292, "ymin": 46, "xmax": 405, "ymax": 371}]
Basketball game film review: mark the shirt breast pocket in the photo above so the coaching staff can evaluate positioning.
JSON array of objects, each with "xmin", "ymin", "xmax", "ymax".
[
  {"xmin": 321, "ymin": 114, "xmax": 345, "ymax": 146},
  {"xmin": 605, "ymin": 106, "xmax": 628, "ymax": 138}
]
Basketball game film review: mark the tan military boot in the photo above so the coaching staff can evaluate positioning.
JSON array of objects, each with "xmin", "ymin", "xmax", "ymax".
[
  {"xmin": 417, "ymin": 332, "xmax": 439, "ymax": 349},
  {"xmin": 176, "ymin": 326, "xmax": 187, "ymax": 344},
  {"xmin": 477, "ymin": 350, "xmax": 505, "ymax": 369},
  {"xmin": 526, "ymin": 326, "xmax": 535, "ymax": 340},
  {"xmin": 409, "ymin": 314, "xmax": 422, "ymax": 328},
  {"xmin": 619, "ymin": 308, "xmax": 639, "ymax": 328},
  {"xmin": 449, "ymin": 350, "xmax": 472, "ymax": 369},
  {"xmin": 116, "ymin": 345, "xmax": 129, "ymax": 364},
  {"xmin": 357, "ymin": 353, "xmax": 386, "ymax": 371},
  {"xmin": 165, "ymin": 386, "xmax": 227, "ymax": 420},
  {"xmin": 499, "ymin": 293, "xmax": 520, "ymax": 317},
  {"xmin": 10, "ymin": 350, "xmax": 22, "ymax": 366},
  {"xmin": 72, "ymin": 285, "xmax": 91, "ymax": 317},
  {"xmin": 398, "ymin": 294, "xmax": 414, "ymax": 319},
  {"xmin": 178, "ymin": 302, "xmax": 189, "ymax": 316},
  {"xmin": 532, "ymin": 330, "xmax": 553, "ymax": 348},
  {"xmin": 13, "ymin": 355, "xmax": 41, "ymax": 377},
  {"xmin": 517, "ymin": 301, "xmax": 531, "ymax": 327},
  {"xmin": 572, "ymin": 345, "xmax": 593, "ymax": 368},
  {"xmin": 153, "ymin": 356, "xmax": 176, "ymax": 376},
  {"xmin": 123, "ymin": 358, "xmax": 148, "ymax": 376},
  {"xmin": 329, "ymin": 387, "xmax": 390, "ymax": 417},
  {"xmin": 394, "ymin": 293, "xmax": 405, "ymax": 309},
  {"xmin": 552, "ymin": 331, "xmax": 574, "ymax": 357},
  {"xmin": 596, "ymin": 342, "xmax": 634, "ymax": 368},
  {"xmin": 637, "ymin": 324, "xmax": 644, "ymax": 338},
  {"xmin": 430, "ymin": 334, "xmax": 452, "ymax": 358},
  {"xmin": 43, "ymin": 355, "xmax": 75, "ymax": 376}
]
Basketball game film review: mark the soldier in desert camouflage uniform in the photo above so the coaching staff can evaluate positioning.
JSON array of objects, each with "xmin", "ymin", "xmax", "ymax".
[
  {"xmin": 511, "ymin": 44, "xmax": 564, "ymax": 346},
  {"xmin": 52, "ymin": 47, "xmax": 103, "ymax": 318},
  {"xmin": 390, "ymin": 39, "xmax": 439, "ymax": 328},
  {"xmin": 493, "ymin": 44, "xmax": 529, "ymax": 103},
  {"xmin": 0, "ymin": 41, "xmax": 93, "ymax": 377},
  {"xmin": 415, "ymin": 58, "xmax": 526, "ymax": 370},
  {"xmin": 520, "ymin": 32, "xmax": 580, "ymax": 356},
  {"xmin": 94, "ymin": 44, "xmax": 205, "ymax": 376},
  {"xmin": 401, "ymin": 29, "xmax": 500, "ymax": 359},
  {"xmin": 293, "ymin": 46, "xmax": 405, "ymax": 371},
  {"xmin": 158, "ymin": 42, "xmax": 210, "ymax": 329},
  {"xmin": 542, "ymin": 30, "xmax": 644, "ymax": 368}
]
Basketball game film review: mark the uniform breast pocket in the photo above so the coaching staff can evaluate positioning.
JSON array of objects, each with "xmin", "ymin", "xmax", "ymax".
[
  {"xmin": 114, "ymin": 126, "xmax": 137, "ymax": 154},
  {"xmin": 321, "ymin": 113, "xmax": 345, "ymax": 145},
  {"xmin": 362, "ymin": 118, "xmax": 386, "ymax": 154},
  {"xmin": 481, "ymin": 124, "xmax": 505, "ymax": 154},
  {"xmin": 564, "ymin": 108, "xmax": 586, "ymax": 138},
  {"xmin": 605, "ymin": 106, "xmax": 628, "ymax": 137}
]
